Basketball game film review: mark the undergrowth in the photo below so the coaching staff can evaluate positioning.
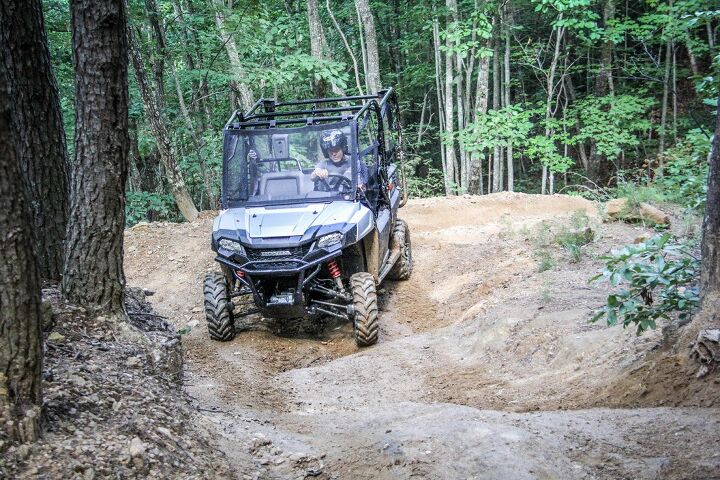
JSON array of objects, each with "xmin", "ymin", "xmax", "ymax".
[{"xmin": 590, "ymin": 233, "xmax": 700, "ymax": 334}]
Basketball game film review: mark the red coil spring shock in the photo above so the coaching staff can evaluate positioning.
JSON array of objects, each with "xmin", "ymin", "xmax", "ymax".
[{"xmin": 327, "ymin": 260, "xmax": 341, "ymax": 279}]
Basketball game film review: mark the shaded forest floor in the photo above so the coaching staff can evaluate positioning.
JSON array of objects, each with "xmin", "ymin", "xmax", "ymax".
[{"xmin": 4, "ymin": 193, "xmax": 719, "ymax": 479}]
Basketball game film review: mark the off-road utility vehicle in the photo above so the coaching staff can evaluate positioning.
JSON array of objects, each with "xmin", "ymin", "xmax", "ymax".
[{"xmin": 204, "ymin": 89, "xmax": 412, "ymax": 347}]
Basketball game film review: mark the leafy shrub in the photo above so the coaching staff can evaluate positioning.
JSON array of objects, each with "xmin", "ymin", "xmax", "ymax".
[
  {"xmin": 126, "ymin": 192, "xmax": 180, "ymax": 227},
  {"xmin": 590, "ymin": 233, "xmax": 700, "ymax": 334},
  {"xmin": 655, "ymin": 129, "xmax": 711, "ymax": 211}
]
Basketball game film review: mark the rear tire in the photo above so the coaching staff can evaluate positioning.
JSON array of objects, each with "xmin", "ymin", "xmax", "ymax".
[
  {"xmin": 350, "ymin": 272, "xmax": 379, "ymax": 347},
  {"xmin": 204, "ymin": 272, "xmax": 235, "ymax": 341},
  {"xmin": 387, "ymin": 219, "xmax": 412, "ymax": 280}
]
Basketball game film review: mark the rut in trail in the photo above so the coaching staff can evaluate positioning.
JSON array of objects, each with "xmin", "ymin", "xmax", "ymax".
[{"xmin": 125, "ymin": 192, "xmax": 720, "ymax": 480}]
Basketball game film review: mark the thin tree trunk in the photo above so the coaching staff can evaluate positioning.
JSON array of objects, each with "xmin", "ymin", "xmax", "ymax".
[
  {"xmin": 355, "ymin": 1, "xmax": 369, "ymax": 94},
  {"xmin": 470, "ymin": 52, "xmax": 489, "ymax": 195},
  {"xmin": 0, "ymin": 54, "xmax": 42, "ymax": 444},
  {"xmin": 659, "ymin": 38, "xmax": 672, "ymax": 171},
  {"xmin": 355, "ymin": 0, "xmax": 381, "ymax": 93},
  {"xmin": 307, "ymin": 0, "xmax": 345, "ymax": 96},
  {"xmin": 444, "ymin": 0, "xmax": 458, "ymax": 194},
  {"xmin": 433, "ymin": 20, "xmax": 448, "ymax": 194},
  {"xmin": 0, "ymin": 0, "xmax": 69, "ymax": 281},
  {"xmin": 543, "ymin": 19, "xmax": 564, "ymax": 194},
  {"xmin": 588, "ymin": 0, "xmax": 615, "ymax": 184},
  {"xmin": 504, "ymin": 4, "xmax": 513, "ymax": 192},
  {"xmin": 211, "ymin": 0, "xmax": 254, "ymax": 110},
  {"xmin": 64, "ymin": 0, "xmax": 129, "ymax": 314},
  {"xmin": 327, "ymin": 0, "xmax": 364, "ymax": 95},
  {"xmin": 128, "ymin": 28, "xmax": 199, "ymax": 222},
  {"xmin": 457, "ymin": 53, "xmax": 467, "ymax": 190},
  {"xmin": 492, "ymin": 16, "xmax": 501, "ymax": 193}
]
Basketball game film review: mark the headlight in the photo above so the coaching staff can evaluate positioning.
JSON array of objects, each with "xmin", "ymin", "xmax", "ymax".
[
  {"xmin": 218, "ymin": 238, "xmax": 246, "ymax": 255},
  {"xmin": 316, "ymin": 232, "xmax": 344, "ymax": 248}
]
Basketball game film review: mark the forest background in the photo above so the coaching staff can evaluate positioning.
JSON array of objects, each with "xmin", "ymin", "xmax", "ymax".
[{"xmin": 42, "ymin": 0, "xmax": 720, "ymax": 225}]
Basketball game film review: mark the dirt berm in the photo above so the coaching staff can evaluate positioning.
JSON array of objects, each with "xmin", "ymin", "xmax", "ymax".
[{"xmin": 126, "ymin": 192, "xmax": 720, "ymax": 480}]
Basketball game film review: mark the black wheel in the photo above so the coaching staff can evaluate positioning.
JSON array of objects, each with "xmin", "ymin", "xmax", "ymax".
[
  {"xmin": 350, "ymin": 272, "xmax": 379, "ymax": 347},
  {"xmin": 387, "ymin": 219, "xmax": 412, "ymax": 281},
  {"xmin": 203, "ymin": 272, "xmax": 235, "ymax": 341}
]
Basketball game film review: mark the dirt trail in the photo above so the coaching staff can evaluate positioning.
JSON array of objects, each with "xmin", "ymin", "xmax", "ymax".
[{"xmin": 125, "ymin": 192, "xmax": 720, "ymax": 479}]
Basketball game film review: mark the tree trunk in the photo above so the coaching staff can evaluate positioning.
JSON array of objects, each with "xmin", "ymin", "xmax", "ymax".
[
  {"xmin": 307, "ymin": 0, "xmax": 345, "ymax": 97},
  {"xmin": 444, "ymin": 0, "xmax": 457, "ymax": 194},
  {"xmin": 683, "ymin": 95, "xmax": 720, "ymax": 367},
  {"xmin": 492, "ymin": 17, "xmax": 502, "ymax": 193},
  {"xmin": 128, "ymin": 28, "xmax": 199, "ymax": 222},
  {"xmin": 0, "ymin": 0, "xmax": 69, "ymax": 280},
  {"xmin": 588, "ymin": 0, "xmax": 615, "ymax": 185},
  {"xmin": 432, "ymin": 19, "xmax": 449, "ymax": 194},
  {"xmin": 327, "ymin": 0, "xmax": 364, "ymax": 95},
  {"xmin": 701, "ymin": 95, "xmax": 720, "ymax": 295},
  {"xmin": 143, "ymin": 0, "xmax": 216, "ymax": 209},
  {"xmin": 0, "ymin": 57, "xmax": 42, "ymax": 445},
  {"xmin": 63, "ymin": 0, "xmax": 129, "ymax": 315},
  {"xmin": 211, "ymin": 0, "xmax": 254, "ymax": 110},
  {"xmin": 470, "ymin": 53, "xmax": 489, "ymax": 195},
  {"xmin": 504, "ymin": 5, "xmax": 513, "ymax": 192},
  {"xmin": 355, "ymin": 0, "xmax": 381, "ymax": 93},
  {"xmin": 659, "ymin": 38, "xmax": 672, "ymax": 170}
]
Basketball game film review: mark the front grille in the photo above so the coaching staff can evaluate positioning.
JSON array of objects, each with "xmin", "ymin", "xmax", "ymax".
[
  {"xmin": 245, "ymin": 245, "xmax": 309, "ymax": 262},
  {"xmin": 251, "ymin": 261, "xmax": 302, "ymax": 271}
]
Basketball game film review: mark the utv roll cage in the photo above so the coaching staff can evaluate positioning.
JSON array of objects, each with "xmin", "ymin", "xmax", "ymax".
[{"xmin": 224, "ymin": 88, "xmax": 401, "ymax": 131}]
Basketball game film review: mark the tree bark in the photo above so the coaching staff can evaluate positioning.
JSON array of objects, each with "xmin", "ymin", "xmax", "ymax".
[
  {"xmin": 355, "ymin": 0, "xmax": 381, "ymax": 93},
  {"xmin": 307, "ymin": 0, "xmax": 345, "ymax": 97},
  {"xmin": 588, "ymin": 0, "xmax": 615, "ymax": 185},
  {"xmin": 683, "ymin": 95, "xmax": 720, "ymax": 367},
  {"xmin": 504, "ymin": 4, "xmax": 513, "ymax": 192},
  {"xmin": 327, "ymin": 0, "xmax": 364, "ymax": 95},
  {"xmin": 444, "ymin": 0, "xmax": 458, "ymax": 194},
  {"xmin": 0, "ymin": 0, "xmax": 69, "ymax": 280},
  {"xmin": 129, "ymin": 28, "xmax": 199, "ymax": 222},
  {"xmin": 701, "ymin": 95, "xmax": 720, "ymax": 295},
  {"xmin": 64, "ymin": 0, "xmax": 129, "ymax": 315},
  {"xmin": 492, "ymin": 16, "xmax": 502, "ymax": 193},
  {"xmin": 211, "ymin": 0, "xmax": 254, "ymax": 110},
  {"xmin": 432, "ymin": 18, "xmax": 448, "ymax": 194},
  {"xmin": 470, "ymin": 50, "xmax": 489, "ymax": 195},
  {"xmin": 0, "ymin": 57, "xmax": 42, "ymax": 445}
]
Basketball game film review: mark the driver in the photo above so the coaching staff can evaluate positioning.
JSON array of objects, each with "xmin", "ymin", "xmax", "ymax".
[{"xmin": 311, "ymin": 129, "xmax": 368, "ymax": 191}]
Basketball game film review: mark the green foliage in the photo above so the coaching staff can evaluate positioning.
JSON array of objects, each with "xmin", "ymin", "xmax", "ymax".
[
  {"xmin": 656, "ymin": 129, "xmax": 711, "ymax": 210},
  {"xmin": 555, "ymin": 210, "xmax": 595, "ymax": 262},
  {"xmin": 590, "ymin": 234, "xmax": 700, "ymax": 334},
  {"xmin": 566, "ymin": 94, "xmax": 654, "ymax": 161},
  {"xmin": 404, "ymin": 155, "xmax": 445, "ymax": 197},
  {"xmin": 126, "ymin": 192, "xmax": 180, "ymax": 227},
  {"xmin": 612, "ymin": 181, "xmax": 666, "ymax": 209}
]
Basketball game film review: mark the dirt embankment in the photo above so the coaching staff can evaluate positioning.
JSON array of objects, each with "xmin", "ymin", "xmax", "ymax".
[{"xmin": 124, "ymin": 192, "xmax": 720, "ymax": 480}]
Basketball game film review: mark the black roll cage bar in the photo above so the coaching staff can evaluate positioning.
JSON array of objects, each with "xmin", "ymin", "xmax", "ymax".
[{"xmin": 223, "ymin": 88, "xmax": 399, "ymax": 130}]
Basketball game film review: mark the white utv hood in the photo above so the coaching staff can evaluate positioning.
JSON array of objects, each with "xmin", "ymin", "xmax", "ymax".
[{"xmin": 214, "ymin": 201, "xmax": 374, "ymax": 240}]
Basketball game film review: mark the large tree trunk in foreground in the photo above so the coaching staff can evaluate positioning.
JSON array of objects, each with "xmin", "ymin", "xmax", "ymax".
[
  {"xmin": 683, "ymin": 95, "xmax": 720, "ymax": 369},
  {"xmin": 0, "ymin": 0, "xmax": 69, "ymax": 280},
  {"xmin": 0, "ymin": 68, "xmax": 42, "ymax": 443},
  {"xmin": 63, "ymin": 0, "xmax": 129, "ymax": 315},
  {"xmin": 128, "ymin": 28, "xmax": 199, "ymax": 222}
]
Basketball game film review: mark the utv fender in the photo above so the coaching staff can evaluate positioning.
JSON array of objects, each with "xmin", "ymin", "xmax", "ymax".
[{"xmin": 362, "ymin": 229, "xmax": 381, "ymax": 284}]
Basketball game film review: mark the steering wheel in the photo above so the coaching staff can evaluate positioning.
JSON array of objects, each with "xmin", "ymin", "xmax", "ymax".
[{"xmin": 314, "ymin": 174, "xmax": 354, "ymax": 193}]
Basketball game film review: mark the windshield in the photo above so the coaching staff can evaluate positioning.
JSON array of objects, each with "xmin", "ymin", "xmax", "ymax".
[{"xmin": 222, "ymin": 122, "xmax": 357, "ymax": 208}]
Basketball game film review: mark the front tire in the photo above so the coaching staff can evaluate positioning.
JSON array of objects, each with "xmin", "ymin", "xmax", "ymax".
[
  {"xmin": 388, "ymin": 219, "xmax": 412, "ymax": 281},
  {"xmin": 203, "ymin": 272, "xmax": 236, "ymax": 341},
  {"xmin": 350, "ymin": 272, "xmax": 379, "ymax": 347}
]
